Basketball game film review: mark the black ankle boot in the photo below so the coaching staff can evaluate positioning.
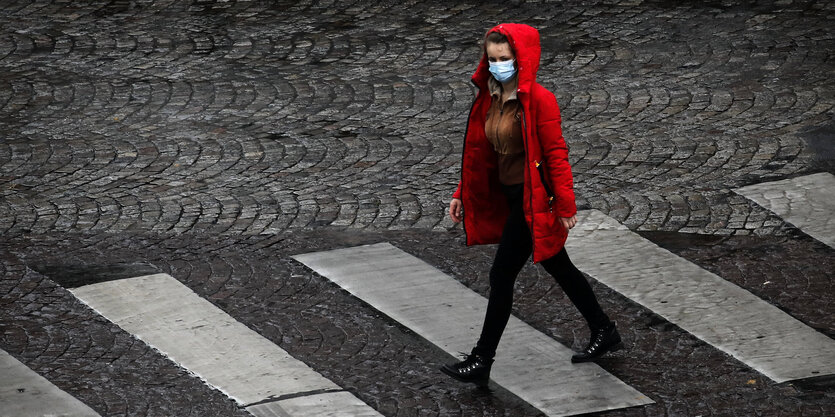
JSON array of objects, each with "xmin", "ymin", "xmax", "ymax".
[
  {"xmin": 571, "ymin": 322, "xmax": 623, "ymax": 363},
  {"xmin": 440, "ymin": 352, "xmax": 493, "ymax": 387}
]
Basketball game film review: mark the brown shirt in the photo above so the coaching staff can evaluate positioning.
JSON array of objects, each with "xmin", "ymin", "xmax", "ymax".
[{"xmin": 484, "ymin": 78, "xmax": 525, "ymax": 185}]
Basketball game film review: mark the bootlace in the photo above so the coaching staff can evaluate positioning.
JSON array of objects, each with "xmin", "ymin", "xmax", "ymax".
[{"xmin": 457, "ymin": 352, "xmax": 478, "ymax": 365}]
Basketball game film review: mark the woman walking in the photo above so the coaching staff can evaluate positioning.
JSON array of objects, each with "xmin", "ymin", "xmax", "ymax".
[{"xmin": 441, "ymin": 23, "xmax": 622, "ymax": 387}]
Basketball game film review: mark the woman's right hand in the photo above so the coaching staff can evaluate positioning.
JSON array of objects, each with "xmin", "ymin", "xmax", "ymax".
[{"xmin": 449, "ymin": 198, "xmax": 463, "ymax": 223}]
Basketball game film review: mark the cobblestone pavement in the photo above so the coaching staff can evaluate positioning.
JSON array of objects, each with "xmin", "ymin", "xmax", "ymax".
[
  {"xmin": 2, "ymin": 229, "xmax": 833, "ymax": 416},
  {"xmin": 1, "ymin": 0, "xmax": 834, "ymax": 416}
]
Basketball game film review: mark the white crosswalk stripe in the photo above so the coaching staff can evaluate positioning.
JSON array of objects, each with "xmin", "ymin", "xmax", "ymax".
[
  {"xmin": 0, "ymin": 348, "xmax": 101, "ymax": 417},
  {"xmin": 734, "ymin": 172, "xmax": 835, "ymax": 248},
  {"xmin": 69, "ymin": 273, "xmax": 382, "ymax": 417},
  {"xmin": 567, "ymin": 210, "xmax": 835, "ymax": 383},
  {"xmin": 293, "ymin": 243, "xmax": 654, "ymax": 417}
]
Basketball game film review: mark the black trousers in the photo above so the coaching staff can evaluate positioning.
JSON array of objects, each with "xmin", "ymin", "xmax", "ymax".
[{"xmin": 473, "ymin": 183, "xmax": 612, "ymax": 359}]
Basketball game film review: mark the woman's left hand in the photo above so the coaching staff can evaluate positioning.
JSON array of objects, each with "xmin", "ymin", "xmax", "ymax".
[{"xmin": 558, "ymin": 215, "xmax": 577, "ymax": 231}]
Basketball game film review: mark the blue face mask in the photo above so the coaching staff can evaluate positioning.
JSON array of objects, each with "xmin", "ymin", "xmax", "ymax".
[{"xmin": 489, "ymin": 59, "xmax": 517, "ymax": 83}]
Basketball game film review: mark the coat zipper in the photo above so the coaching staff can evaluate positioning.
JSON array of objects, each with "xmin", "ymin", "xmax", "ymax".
[
  {"xmin": 519, "ymin": 106, "xmax": 536, "ymax": 262},
  {"xmin": 496, "ymin": 103, "xmax": 502, "ymax": 141}
]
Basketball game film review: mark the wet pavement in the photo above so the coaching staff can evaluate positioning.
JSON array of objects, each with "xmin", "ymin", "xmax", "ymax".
[{"xmin": 1, "ymin": 0, "xmax": 834, "ymax": 416}]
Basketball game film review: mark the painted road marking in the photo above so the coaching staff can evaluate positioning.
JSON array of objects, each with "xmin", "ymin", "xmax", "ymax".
[
  {"xmin": 293, "ymin": 243, "xmax": 654, "ymax": 417},
  {"xmin": 0, "ymin": 348, "xmax": 101, "ymax": 417},
  {"xmin": 567, "ymin": 210, "xmax": 835, "ymax": 383},
  {"xmin": 247, "ymin": 391, "xmax": 383, "ymax": 417},
  {"xmin": 734, "ymin": 172, "xmax": 835, "ymax": 248},
  {"xmin": 70, "ymin": 273, "xmax": 381, "ymax": 417}
]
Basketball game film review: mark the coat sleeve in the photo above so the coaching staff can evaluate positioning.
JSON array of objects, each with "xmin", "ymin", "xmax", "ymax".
[
  {"xmin": 452, "ymin": 181, "xmax": 462, "ymax": 199},
  {"xmin": 535, "ymin": 91, "xmax": 577, "ymax": 218}
]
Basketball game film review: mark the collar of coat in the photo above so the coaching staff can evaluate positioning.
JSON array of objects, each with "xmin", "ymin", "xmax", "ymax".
[{"xmin": 488, "ymin": 76, "xmax": 519, "ymax": 101}]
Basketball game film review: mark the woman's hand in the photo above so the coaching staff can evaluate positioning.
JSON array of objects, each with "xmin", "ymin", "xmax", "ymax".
[
  {"xmin": 559, "ymin": 215, "xmax": 577, "ymax": 231},
  {"xmin": 449, "ymin": 198, "xmax": 463, "ymax": 223}
]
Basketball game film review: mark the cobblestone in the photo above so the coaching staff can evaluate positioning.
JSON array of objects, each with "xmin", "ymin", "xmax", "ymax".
[{"xmin": 0, "ymin": 1, "xmax": 832, "ymax": 236}]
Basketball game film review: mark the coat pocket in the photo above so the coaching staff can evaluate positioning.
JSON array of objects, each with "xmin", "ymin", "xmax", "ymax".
[{"xmin": 535, "ymin": 160, "xmax": 555, "ymax": 211}]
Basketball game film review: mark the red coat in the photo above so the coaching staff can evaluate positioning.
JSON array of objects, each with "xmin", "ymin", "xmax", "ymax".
[{"xmin": 453, "ymin": 23, "xmax": 577, "ymax": 263}]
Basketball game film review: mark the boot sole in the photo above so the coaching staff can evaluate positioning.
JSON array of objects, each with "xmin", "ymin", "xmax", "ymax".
[{"xmin": 439, "ymin": 365, "xmax": 489, "ymax": 387}]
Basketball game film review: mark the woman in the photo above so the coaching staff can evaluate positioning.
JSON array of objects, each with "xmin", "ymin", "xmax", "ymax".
[{"xmin": 441, "ymin": 23, "xmax": 622, "ymax": 387}]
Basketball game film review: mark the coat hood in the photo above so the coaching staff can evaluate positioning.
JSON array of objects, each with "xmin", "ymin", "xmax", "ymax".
[{"xmin": 472, "ymin": 23, "xmax": 541, "ymax": 95}]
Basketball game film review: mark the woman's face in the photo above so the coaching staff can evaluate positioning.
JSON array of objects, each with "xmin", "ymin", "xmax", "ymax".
[{"xmin": 486, "ymin": 41, "xmax": 514, "ymax": 63}]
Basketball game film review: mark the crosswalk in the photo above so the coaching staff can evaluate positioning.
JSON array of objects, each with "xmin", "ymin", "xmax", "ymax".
[
  {"xmin": 0, "ymin": 349, "xmax": 101, "ymax": 417},
  {"xmin": 294, "ymin": 242, "xmax": 653, "ymax": 416},
  {"xmin": 69, "ymin": 273, "xmax": 382, "ymax": 417},
  {"xmin": 3, "ymin": 173, "xmax": 833, "ymax": 417},
  {"xmin": 734, "ymin": 172, "xmax": 835, "ymax": 249},
  {"xmin": 566, "ymin": 210, "xmax": 835, "ymax": 383}
]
